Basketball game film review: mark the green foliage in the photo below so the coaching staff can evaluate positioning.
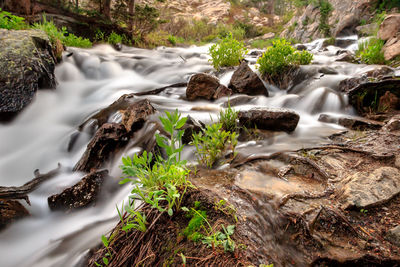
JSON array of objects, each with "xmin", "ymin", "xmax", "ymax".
[
  {"xmin": 318, "ymin": 0, "xmax": 333, "ymax": 37},
  {"xmin": 191, "ymin": 123, "xmax": 238, "ymax": 168},
  {"xmin": 360, "ymin": 208, "xmax": 368, "ymax": 214},
  {"xmin": 356, "ymin": 38, "xmax": 386, "ymax": 65},
  {"xmin": 0, "ymin": 9, "xmax": 27, "ymax": 30},
  {"xmin": 120, "ymin": 110, "xmax": 191, "ymax": 219},
  {"xmin": 201, "ymin": 224, "xmax": 236, "ymax": 252},
  {"xmin": 107, "ymin": 32, "xmax": 123, "ymax": 45},
  {"xmin": 182, "ymin": 204, "xmax": 237, "ymax": 253},
  {"xmin": 374, "ymin": 0, "xmax": 400, "ymax": 13},
  {"xmin": 256, "ymin": 39, "xmax": 313, "ymax": 78},
  {"xmin": 33, "ymin": 17, "xmax": 92, "ymax": 48},
  {"xmin": 208, "ymin": 33, "xmax": 247, "ymax": 70},
  {"xmin": 167, "ymin": 35, "xmax": 177, "ymax": 46},
  {"xmin": 218, "ymin": 102, "xmax": 239, "ymax": 133}
]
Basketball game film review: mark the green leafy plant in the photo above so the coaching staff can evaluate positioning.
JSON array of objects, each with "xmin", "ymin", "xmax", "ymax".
[
  {"xmin": 360, "ymin": 209, "xmax": 368, "ymax": 214},
  {"xmin": 120, "ymin": 110, "xmax": 191, "ymax": 218},
  {"xmin": 0, "ymin": 9, "xmax": 27, "ymax": 30},
  {"xmin": 208, "ymin": 32, "xmax": 248, "ymax": 70},
  {"xmin": 95, "ymin": 235, "xmax": 113, "ymax": 266},
  {"xmin": 33, "ymin": 17, "xmax": 92, "ymax": 48},
  {"xmin": 167, "ymin": 35, "xmax": 177, "ymax": 45},
  {"xmin": 218, "ymin": 102, "xmax": 239, "ymax": 133},
  {"xmin": 107, "ymin": 32, "xmax": 123, "ymax": 45},
  {"xmin": 257, "ymin": 39, "xmax": 313, "ymax": 80},
  {"xmin": 191, "ymin": 123, "xmax": 238, "ymax": 168},
  {"xmin": 356, "ymin": 37, "xmax": 386, "ymax": 65}
]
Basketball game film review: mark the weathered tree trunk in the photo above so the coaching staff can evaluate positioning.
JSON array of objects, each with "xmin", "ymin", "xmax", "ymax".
[
  {"xmin": 75, "ymin": 0, "xmax": 78, "ymax": 10},
  {"xmin": 127, "ymin": 0, "xmax": 135, "ymax": 33},
  {"xmin": 103, "ymin": 0, "xmax": 111, "ymax": 19}
]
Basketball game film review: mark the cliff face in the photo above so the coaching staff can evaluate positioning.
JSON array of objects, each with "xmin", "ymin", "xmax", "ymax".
[{"xmin": 281, "ymin": 0, "xmax": 374, "ymax": 42}]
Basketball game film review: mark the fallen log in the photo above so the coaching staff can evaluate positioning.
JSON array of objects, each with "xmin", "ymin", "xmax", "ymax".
[{"xmin": 0, "ymin": 164, "xmax": 62, "ymax": 205}]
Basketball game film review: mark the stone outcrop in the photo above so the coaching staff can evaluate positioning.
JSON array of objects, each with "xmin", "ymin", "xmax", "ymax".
[
  {"xmin": 378, "ymin": 14, "xmax": 400, "ymax": 60},
  {"xmin": 386, "ymin": 225, "xmax": 400, "ymax": 246},
  {"xmin": 228, "ymin": 61, "xmax": 269, "ymax": 97},
  {"xmin": 0, "ymin": 29, "xmax": 56, "ymax": 121},
  {"xmin": 281, "ymin": 0, "xmax": 373, "ymax": 43},
  {"xmin": 238, "ymin": 108, "xmax": 300, "ymax": 133},
  {"xmin": 337, "ymin": 167, "xmax": 400, "ymax": 209},
  {"xmin": 48, "ymin": 170, "xmax": 108, "ymax": 211},
  {"xmin": 318, "ymin": 114, "xmax": 384, "ymax": 130}
]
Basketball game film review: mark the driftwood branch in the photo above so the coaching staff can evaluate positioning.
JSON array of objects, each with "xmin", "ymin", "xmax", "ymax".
[
  {"xmin": 133, "ymin": 82, "xmax": 187, "ymax": 96},
  {"xmin": 0, "ymin": 164, "xmax": 62, "ymax": 205}
]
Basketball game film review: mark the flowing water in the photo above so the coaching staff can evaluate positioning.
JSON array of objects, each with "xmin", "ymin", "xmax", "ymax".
[{"xmin": 0, "ymin": 38, "xmax": 394, "ymax": 266}]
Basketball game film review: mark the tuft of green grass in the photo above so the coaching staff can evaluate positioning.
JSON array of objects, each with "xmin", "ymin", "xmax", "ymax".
[
  {"xmin": 191, "ymin": 123, "xmax": 238, "ymax": 168},
  {"xmin": 218, "ymin": 102, "xmax": 238, "ymax": 133},
  {"xmin": 356, "ymin": 37, "xmax": 386, "ymax": 65}
]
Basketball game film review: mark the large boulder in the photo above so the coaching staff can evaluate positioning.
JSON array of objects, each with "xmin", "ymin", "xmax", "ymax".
[
  {"xmin": 186, "ymin": 73, "xmax": 221, "ymax": 101},
  {"xmin": 378, "ymin": 14, "xmax": 400, "ymax": 61},
  {"xmin": 238, "ymin": 108, "xmax": 300, "ymax": 133},
  {"xmin": 337, "ymin": 167, "xmax": 400, "ymax": 209},
  {"xmin": 378, "ymin": 14, "xmax": 400, "ymax": 41},
  {"xmin": 0, "ymin": 29, "xmax": 56, "ymax": 121},
  {"xmin": 228, "ymin": 61, "xmax": 269, "ymax": 96},
  {"xmin": 48, "ymin": 170, "xmax": 108, "ymax": 211}
]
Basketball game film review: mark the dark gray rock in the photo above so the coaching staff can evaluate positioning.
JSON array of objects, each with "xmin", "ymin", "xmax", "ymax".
[
  {"xmin": 0, "ymin": 29, "xmax": 56, "ymax": 121},
  {"xmin": 238, "ymin": 108, "xmax": 299, "ymax": 133},
  {"xmin": 229, "ymin": 61, "xmax": 268, "ymax": 96},
  {"xmin": 48, "ymin": 170, "xmax": 108, "ymax": 211}
]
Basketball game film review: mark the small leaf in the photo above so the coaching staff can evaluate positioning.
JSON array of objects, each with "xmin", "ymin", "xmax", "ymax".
[
  {"xmin": 119, "ymin": 178, "xmax": 132, "ymax": 185},
  {"xmin": 103, "ymin": 257, "xmax": 109, "ymax": 265},
  {"xmin": 176, "ymin": 117, "xmax": 187, "ymax": 129},
  {"xmin": 101, "ymin": 235, "xmax": 109, "ymax": 247},
  {"xmin": 181, "ymin": 207, "xmax": 189, "ymax": 212},
  {"xmin": 168, "ymin": 208, "xmax": 173, "ymax": 216}
]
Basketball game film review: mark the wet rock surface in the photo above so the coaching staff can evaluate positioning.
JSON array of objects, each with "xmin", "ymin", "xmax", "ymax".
[
  {"xmin": 74, "ymin": 99, "xmax": 156, "ymax": 172},
  {"xmin": 228, "ymin": 61, "xmax": 268, "ymax": 96},
  {"xmin": 73, "ymin": 123, "xmax": 129, "ymax": 172},
  {"xmin": 0, "ymin": 29, "xmax": 56, "ymax": 121},
  {"xmin": 238, "ymin": 108, "xmax": 300, "ymax": 133},
  {"xmin": 0, "ymin": 199, "xmax": 29, "ymax": 229},
  {"xmin": 319, "ymin": 114, "xmax": 384, "ymax": 130},
  {"xmin": 48, "ymin": 170, "xmax": 108, "ymax": 211},
  {"xmin": 387, "ymin": 225, "xmax": 400, "ymax": 247},
  {"xmin": 186, "ymin": 73, "xmax": 221, "ymax": 101}
]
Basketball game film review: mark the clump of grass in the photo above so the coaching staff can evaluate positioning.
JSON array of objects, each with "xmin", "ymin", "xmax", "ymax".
[
  {"xmin": 218, "ymin": 102, "xmax": 238, "ymax": 133},
  {"xmin": 356, "ymin": 37, "xmax": 386, "ymax": 65},
  {"xmin": 191, "ymin": 122, "xmax": 238, "ymax": 168},
  {"xmin": 208, "ymin": 32, "xmax": 247, "ymax": 70}
]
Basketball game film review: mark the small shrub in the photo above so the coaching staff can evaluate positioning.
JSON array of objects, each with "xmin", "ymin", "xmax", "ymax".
[
  {"xmin": 107, "ymin": 32, "xmax": 123, "ymax": 45},
  {"xmin": 257, "ymin": 39, "xmax": 313, "ymax": 79},
  {"xmin": 0, "ymin": 9, "xmax": 27, "ymax": 30},
  {"xmin": 167, "ymin": 35, "xmax": 177, "ymax": 45},
  {"xmin": 208, "ymin": 32, "xmax": 247, "ymax": 70},
  {"xmin": 33, "ymin": 17, "xmax": 92, "ymax": 48},
  {"xmin": 356, "ymin": 38, "xmax": 386, "ymax": 65},
  {"xmin": 191, "ymin": 123, "xmax": 238, "ymax": 168},
  {"xmin": 94, "ymin": 29, "xmax": 105, "ymax": 42}
]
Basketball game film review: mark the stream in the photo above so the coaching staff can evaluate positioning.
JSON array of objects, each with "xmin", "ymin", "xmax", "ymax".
[{"xmin": 0, "ymin": 37, "xmax": 391, "ymax": 266}]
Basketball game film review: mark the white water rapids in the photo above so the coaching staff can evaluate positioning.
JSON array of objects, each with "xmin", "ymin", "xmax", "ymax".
[{"xmin": 0, "ymin": 38, "xmax": 392, "ymax": 266}]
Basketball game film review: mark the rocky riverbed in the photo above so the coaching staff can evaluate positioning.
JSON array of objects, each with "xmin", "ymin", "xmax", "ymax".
[{"xmin": 0, "ymin": 29, "xmax": 400, "ymax": 266}]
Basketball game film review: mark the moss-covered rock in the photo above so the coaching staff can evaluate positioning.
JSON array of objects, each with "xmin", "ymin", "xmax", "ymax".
[{"xmin": 0, "ymin": 29, "xmax": 56, "ymax": 121}]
